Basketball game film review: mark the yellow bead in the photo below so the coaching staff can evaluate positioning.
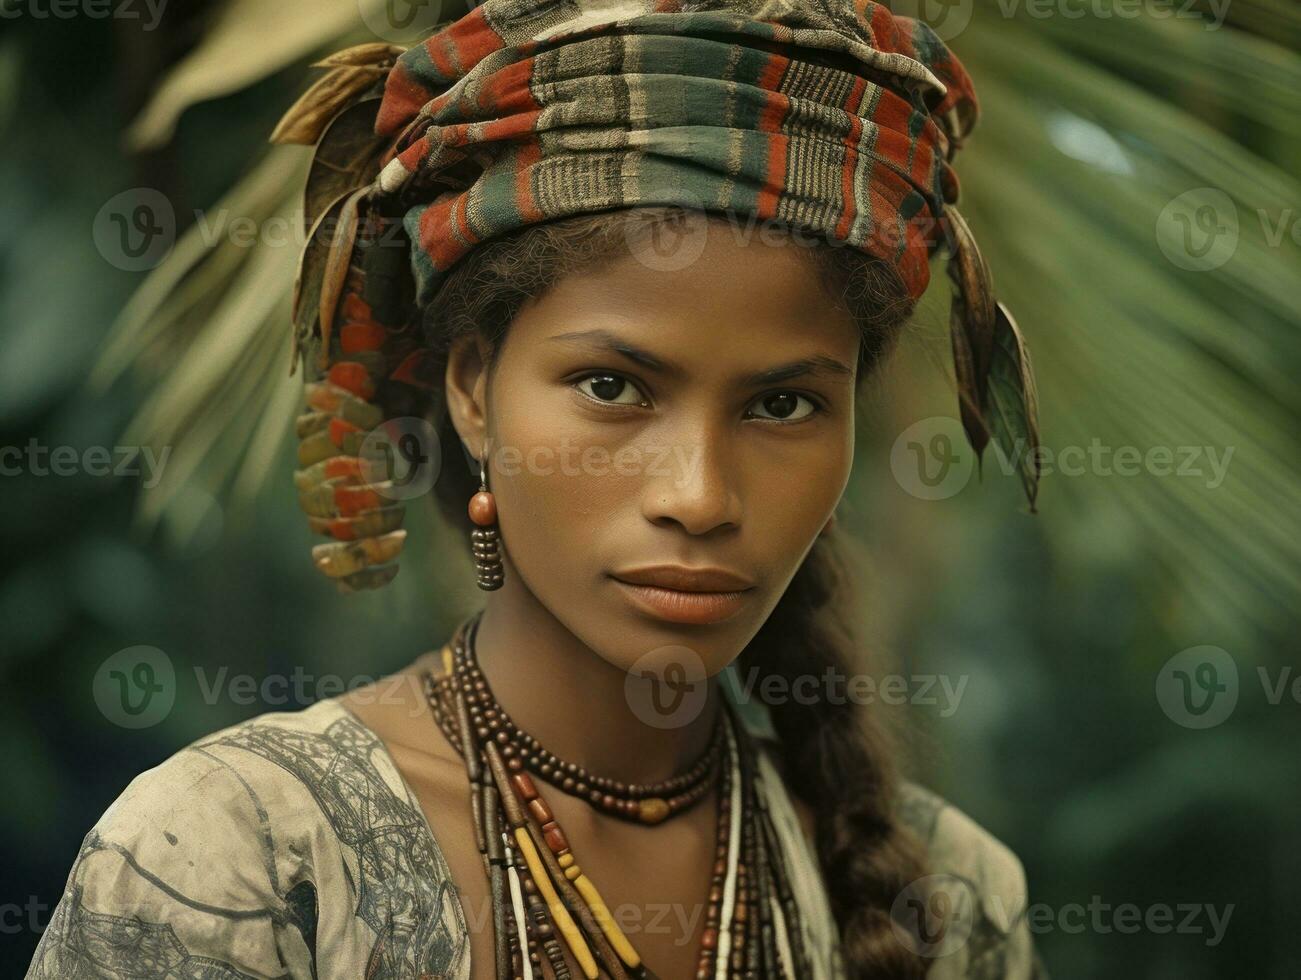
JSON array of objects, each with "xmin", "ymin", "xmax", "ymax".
[
  {"xmin": 514, "ymin": 829, "xmax": 598, "ymax": 980},
  {"xmin": 565, "ymin": 864, "xmax": 581, "ymax": 880},
  {"xmin": 558, "ymin": 852, "xmax": 574, "ymax": 869},
  {"xmin": 573, "ymin": 873, "xmax": 642, "ymax": 969}
]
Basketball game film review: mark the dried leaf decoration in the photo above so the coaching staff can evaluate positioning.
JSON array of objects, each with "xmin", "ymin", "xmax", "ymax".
[
  {"xmin": 944, "ymin": 208, "xmax": 1042, "ymax": 511},
  {"xmin": 303, "ymin": 97, "xmax": 388, "ymax": 235},
  {"xmin": 945, "ymin": 206, "xmax": 997, "ymax": 453},
  {"xmin": 317, "ymin": 187, "xmax": 369, "ymax": 372},
  {"xmin": 271, "ymin": 43, "xmax": 404, "ymax": 146},
  {"xmin": 290, "ymin": 190, "xmax": 352, "ymax": 376},
  {"xmin": 987, "ymin": 301, "xmax": 1042, "ymax": 512}
]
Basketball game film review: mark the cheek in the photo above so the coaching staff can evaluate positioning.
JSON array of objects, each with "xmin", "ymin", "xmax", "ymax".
[
  {"xmin": 742, "ymin": 427, "xmax": 852, "ymax": 579},
  {"xmin": 487, "ymin": 393, "xmax": 635, "ymax": 571}
]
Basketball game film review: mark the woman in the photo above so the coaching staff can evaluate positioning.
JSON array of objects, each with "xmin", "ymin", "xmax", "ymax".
[{"xmin": 29, "ymin": 1, "xmax": 1044, "ymax": 978}]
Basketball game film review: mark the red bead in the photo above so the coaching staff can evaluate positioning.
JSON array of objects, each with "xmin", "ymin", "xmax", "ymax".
[
  {"xmin": 468, "ymin": 491, "xmax": 497, "ymax": 526},
  {"xmin": 543, "ymin": 823, "xmax": 569, "ymax": 853}
]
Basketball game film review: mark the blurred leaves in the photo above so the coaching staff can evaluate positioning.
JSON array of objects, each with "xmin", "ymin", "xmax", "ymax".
[
  {"xmin": 91, "ymin": 150, "xmax": 307, "ymax": 529},
  {"xmin": 952, "ymin": 0, "xmax": 1301, "ymax": 647},
  {"xmin": 127, "ymin": 0, "xmax": 397, "ymax": 149}
]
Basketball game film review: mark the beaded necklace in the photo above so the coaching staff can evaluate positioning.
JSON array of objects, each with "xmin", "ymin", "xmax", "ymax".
[{"xmin": 423, "ymin": 612, "xmax": 813, "ymax": 980}]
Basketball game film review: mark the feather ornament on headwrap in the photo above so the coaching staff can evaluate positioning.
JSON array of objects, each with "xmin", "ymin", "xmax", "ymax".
[{"xmin": 273, "ymin": 0, "xmax": 1041, "ymax": 593}]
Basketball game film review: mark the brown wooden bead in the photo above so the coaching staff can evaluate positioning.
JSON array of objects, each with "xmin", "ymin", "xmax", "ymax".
[
  {"xmin": 511, "ymin": 772, "xmax": 538, "ymax": 801},
  {"xmin": 468, "ymin": 491, "xmax": 497, "ymax": 526},
  {"xmin": 638, "ymin": 797, "xmax": 671, "ymax": 824},
  {"xmin": 700, "ymin": 928, "xmax": 718, "ymax": 950},
  {"xmin": 527, "ymin": 798, "xmax": 552, "ymax": 824}
]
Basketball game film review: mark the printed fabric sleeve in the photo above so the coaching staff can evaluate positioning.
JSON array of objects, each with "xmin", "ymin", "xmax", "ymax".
[
  {"xmin": 25, "ymin": 738, "xmax": 325, "ymax": 979},
  {"xmin": 897, "ymin": 781, "xmax": 1051, "ymax": 980},
  {"xmin": 26, "ymin": 698, "xmax": 472, "ymax": 980}
]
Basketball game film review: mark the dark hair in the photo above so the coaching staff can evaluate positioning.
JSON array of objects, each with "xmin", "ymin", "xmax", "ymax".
[{"xmin": 420, "ymin": 206, "xmax": 930, "ymax": 979}]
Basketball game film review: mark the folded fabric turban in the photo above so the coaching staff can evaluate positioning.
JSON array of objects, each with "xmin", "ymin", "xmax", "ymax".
[{"xmin": 373, "ymin": 0, "xmax": 979, "ymax": 305}]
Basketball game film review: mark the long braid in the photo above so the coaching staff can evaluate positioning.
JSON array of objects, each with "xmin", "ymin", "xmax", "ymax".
[{"xmin": 742, "ymin": 536, "xmax": 930, "ymax": 979}]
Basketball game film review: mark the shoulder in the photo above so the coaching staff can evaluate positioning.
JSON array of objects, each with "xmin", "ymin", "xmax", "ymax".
[
  {"xmin": 895, "ymin": 781, "xmax": 1049, "ymax": 980},
  {"xmin": 896, "ymin": 780, "xmax": 1030, "ymax": 924},
  {"xmin": 28, "ymin": 698, "xmax": 470, "ymax": 980},
  {"xmin": 88, "ymin": 697, "xmax": 415, "ymax": 865}
]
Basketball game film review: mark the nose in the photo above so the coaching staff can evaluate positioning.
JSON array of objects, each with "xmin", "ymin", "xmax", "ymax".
[{"xmin": 639, "ymin": 424, "xmax": 743, "ymax": 536}]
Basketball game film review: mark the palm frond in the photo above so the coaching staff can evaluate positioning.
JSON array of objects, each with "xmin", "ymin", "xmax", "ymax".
[
  {"xmin": 950, "ymin": 2, "xmax": 1300, "ymax": 643},
  {"xmin": 125, "ymin": 0, "xmax": 416, "ymax": 149},
  {"xmin": 93, "ymin": 149, "xmax": 308, "ymax": 530}
]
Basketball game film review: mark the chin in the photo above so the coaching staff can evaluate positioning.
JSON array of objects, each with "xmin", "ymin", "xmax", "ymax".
[{"xmin": 605, "ymin": 603, "xmax": 762, "ymax": 680}]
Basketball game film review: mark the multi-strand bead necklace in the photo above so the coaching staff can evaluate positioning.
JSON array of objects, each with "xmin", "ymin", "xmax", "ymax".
[{"xmin": 422, "ymin": 611, "xmax": 812, "ymax": 980}]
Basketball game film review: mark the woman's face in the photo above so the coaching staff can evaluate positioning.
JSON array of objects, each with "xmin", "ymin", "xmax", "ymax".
[{"xmin": 452, "ymin": 217, "xmax": 860, "ymax": 679}]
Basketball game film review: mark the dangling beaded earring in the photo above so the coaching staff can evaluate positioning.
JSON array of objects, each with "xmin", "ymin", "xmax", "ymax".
[{"xmin": 468, "ymin": 453, "xmax": 504, "ymax": 591}]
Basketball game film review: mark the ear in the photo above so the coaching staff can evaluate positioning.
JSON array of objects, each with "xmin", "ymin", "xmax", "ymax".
[{"xmin": 443, "ymin": 333, "xmax": 493, "ymax": 461}]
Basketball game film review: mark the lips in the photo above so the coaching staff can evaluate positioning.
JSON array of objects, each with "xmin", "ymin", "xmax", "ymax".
[
  {"xmin": 610, "ymin": 565, "xmax": 755, "ymax": 592},
  {"xmin": 610, "ymin": 565, "xmax": 755, "ymax": 625}
]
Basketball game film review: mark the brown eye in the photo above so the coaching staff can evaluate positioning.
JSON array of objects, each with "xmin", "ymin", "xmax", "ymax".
[
  {"xmin": 749, "ymin": 391, "xmax": 817, "ymax": 422},
  {"xmin": 575, "ymin": 373, "xmax": 645, "ymax": 406}
]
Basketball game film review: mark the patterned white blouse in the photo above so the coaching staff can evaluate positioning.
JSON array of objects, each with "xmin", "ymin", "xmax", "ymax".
[{"xmin": 26, "ymin": 692, "xmax": 1046, "ymax": 979}]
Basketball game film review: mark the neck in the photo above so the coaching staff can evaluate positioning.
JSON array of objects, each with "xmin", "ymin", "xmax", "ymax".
[{"xmin": 465, "ymin": 577, "xmax": 722, "ymax": 787}]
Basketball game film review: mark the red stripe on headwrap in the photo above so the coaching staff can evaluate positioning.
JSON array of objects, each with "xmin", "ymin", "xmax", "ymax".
[
  {"xmin": 756, "ymin": 57, "xmax": 790, "ymax": 219},
  {"xmin": 834, "ymin": 75, "xmax": 869, "ymax": 242}
]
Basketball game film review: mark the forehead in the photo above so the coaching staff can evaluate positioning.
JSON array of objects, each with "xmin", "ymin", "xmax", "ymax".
[{"xmin": 505, "ymin": 218, "xmax": 858, "ymax": 370}]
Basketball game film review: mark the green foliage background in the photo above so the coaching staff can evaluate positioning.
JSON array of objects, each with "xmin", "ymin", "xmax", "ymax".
[{"xmin": 1, "ymin": 1, "xmax": 1297, "ymax": 976}]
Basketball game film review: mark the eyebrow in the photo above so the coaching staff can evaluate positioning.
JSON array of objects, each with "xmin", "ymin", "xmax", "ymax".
[{"xmin": 547, "ymin": 328, "xmax": 855, "ymax": 386}]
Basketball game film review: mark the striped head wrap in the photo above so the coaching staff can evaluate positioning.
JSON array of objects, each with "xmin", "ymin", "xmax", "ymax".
[{"xmin": 274, "ymin": 0, "xmax": 1040, "ymax": 593}]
